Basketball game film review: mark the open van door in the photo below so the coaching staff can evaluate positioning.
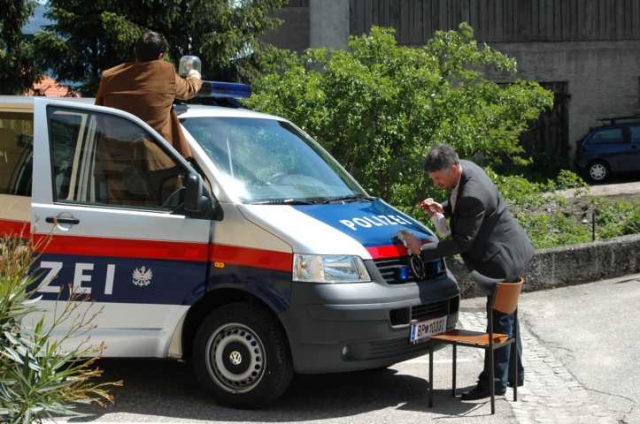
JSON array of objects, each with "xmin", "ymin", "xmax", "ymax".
[{"xmin": 29, "ymin": 98, "xmax": 212, "ymax": 357}]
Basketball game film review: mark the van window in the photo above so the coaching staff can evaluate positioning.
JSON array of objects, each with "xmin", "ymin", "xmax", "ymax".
[
  {"xmin": 47, "ymin": 107, "xmax": 185, "ymax": 211},
  {"xmin": 587, "ymin": 128, "xmax": 624, "ymax": 145},
  {"xmin": 629, "ymin": 126, "xmax": 640, "ymax": 143},
  {"xmin": 182, "ymin": 117, "xmax": 366, "ymax": 203},
  {"xmin": 0, "ymin": 112, "xmax": 33, "ymax": 196}
]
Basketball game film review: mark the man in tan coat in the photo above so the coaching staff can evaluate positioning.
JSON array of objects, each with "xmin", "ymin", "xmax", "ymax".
[{"xmin": 95, "ymin": 31, "xmax": 202, "ymax": 159}]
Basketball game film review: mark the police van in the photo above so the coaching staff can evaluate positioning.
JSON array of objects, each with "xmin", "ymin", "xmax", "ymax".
[{"xmin": 0, "ymin": 83, "xmax": 459, "ymax": 408}]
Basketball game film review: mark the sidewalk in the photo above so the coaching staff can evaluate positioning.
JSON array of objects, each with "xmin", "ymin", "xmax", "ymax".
[
  {"xmin": 457, "ymin": 304, "xmax": 616, "ymax": 423},
  {"xmin": 556, "ymin": 180, "xmax": 640, "ymax": 198},
  {"xmin": 460, "ymin": 289, "xmax": 623, "ymax": 424}
]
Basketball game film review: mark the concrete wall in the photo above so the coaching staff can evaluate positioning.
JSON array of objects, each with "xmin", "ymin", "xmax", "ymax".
[
  {"xmin": 262, "ymin": 5, "xmax": 310, "ymax": 52},
  {"xmin": 309, "ymin": 0, "xmax": 350, "ymax": 50},
  {"xmin": 490, "ymin": 40, "xmax": 640, "ymax": 162},
  {"xmin": 450, "ymin": 233, "xmax": 640, "ymax": 298}
]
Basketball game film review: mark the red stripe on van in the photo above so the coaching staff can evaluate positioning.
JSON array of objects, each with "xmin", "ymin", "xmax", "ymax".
[
  {"xmin": 42, "ymin": 235, "xmax": 210, "ymax": 262},
  {"xmin": 1, "ymin": 218, "xmax": 291, "ymax": 271},
  {"xmin": 366, "ymin": 240, "xmax": 433, "ymax": 260},
  {"xmin": 210, "ymin": 245, "xmax": 292, "ymax": 272},
  {"xmin": 0, "ymin": 219, "xmax": 30, "ymax": 237},
  {"xmin": 366, "ymin": 244, "xmax": 408, "ymax": 259}
]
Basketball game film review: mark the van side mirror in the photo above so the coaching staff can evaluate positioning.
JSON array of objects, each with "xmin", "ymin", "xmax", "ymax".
[{"xmin": 184, "ymin": 172, "xmax": 222, "ymax": 220}]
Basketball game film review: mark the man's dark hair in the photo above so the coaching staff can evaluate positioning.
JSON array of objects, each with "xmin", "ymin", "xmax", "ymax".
[
  {"xmin": 424, "ymin": 144, "xmax": 460, "ymax": 172},
  {"xmin": 135, "ymin": 31, "xmax": 167, "ymax": 62}
]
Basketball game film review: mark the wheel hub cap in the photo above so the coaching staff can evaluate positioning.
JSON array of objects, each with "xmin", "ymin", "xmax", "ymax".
[
  {"xmin": 590, "ymin": 164, "xmax": 606, "ymax": 180},
  {"xmin": 205, "ymin": 323, "xmax": 266, "ymax": 394},
  {"xmin": 229, "ymin": 351, "xmax": 242, "ymax": 365}
]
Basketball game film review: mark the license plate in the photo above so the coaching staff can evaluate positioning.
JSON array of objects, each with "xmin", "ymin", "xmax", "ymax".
[{"xmin": 410, "ymin": 316, "xmax": 447, "ymax": 344}]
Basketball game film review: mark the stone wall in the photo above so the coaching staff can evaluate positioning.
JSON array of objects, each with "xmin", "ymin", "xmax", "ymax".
[{"xmin": 450, "ymin": 233, "xmax": 640, "ymax": 298}]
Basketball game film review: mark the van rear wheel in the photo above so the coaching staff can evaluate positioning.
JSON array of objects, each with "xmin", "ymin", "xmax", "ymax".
[{"xmin": 193, "ymin": 303, "xmax": 293, "ymax": 409}]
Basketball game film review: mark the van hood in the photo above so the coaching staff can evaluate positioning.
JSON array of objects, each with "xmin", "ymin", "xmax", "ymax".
[{"xmin": 238, "ymin": 199, "xmax": 437, "ymax": 260}]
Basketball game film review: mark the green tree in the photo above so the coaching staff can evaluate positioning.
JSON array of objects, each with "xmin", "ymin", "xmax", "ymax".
[
  {"xmin": 246, "ymin": 24, "xmax": 554, "ymax": 211},
  {"xmin": 35, "ymin": 0, "xmax": 287, "ymax": 95},
  {"xmin": 0, "ymin": 0, "xmax": 42, "ymax": 94}
]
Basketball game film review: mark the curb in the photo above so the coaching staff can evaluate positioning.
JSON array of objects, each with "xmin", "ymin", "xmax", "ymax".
[{"xmin": 449, "ymin": 233, "xmax": 640, "ymax": 297}]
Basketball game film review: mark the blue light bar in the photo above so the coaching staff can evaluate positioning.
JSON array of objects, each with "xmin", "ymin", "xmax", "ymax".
[{"xmin": 198, "ymin": 81, "xmax": 252, "ymax": 99}]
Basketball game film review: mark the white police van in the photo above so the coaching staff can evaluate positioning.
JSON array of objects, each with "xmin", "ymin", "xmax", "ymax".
[{"xmin": 0, "ymin": 83, "xmax": 459, "ymax": 408}]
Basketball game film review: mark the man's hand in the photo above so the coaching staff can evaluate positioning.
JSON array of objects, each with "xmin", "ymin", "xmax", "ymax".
[
  {"xmin": 187, "ymin": 69, "xmax": 202, "ymax": 81},
  {"xmin": 402, "ymin": 232, "xmax": 422, "ymax": 256},
  {"xmin": 419, "ymin": 198, "xmax": 444, "ymax": 218}
]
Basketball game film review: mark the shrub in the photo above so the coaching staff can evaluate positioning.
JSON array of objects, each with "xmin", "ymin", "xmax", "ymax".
[
  {"xmin": 0, "ymin": 236, "xmax": 121, "ymax": 423},
  {"xmin": 592, "ymin": 198, "xmax": 640, "ymax": 240},
  {"xmin": 247, "ymin": 23, "xmax": 553, "ymax": 207}
]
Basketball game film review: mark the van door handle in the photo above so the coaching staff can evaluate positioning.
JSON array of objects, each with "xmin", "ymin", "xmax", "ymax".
[{"xmin": 46, "ymin": 216, "xmax": 80, "ymax": 225}]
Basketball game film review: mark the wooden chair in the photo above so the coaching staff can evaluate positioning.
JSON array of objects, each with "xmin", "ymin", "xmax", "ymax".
[{"xmin": 427, "ymin": 278, "xmax": 524, "ymax": 414}]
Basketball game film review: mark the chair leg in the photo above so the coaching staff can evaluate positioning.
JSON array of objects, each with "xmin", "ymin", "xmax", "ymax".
[
  {"xmin": 489, "ymin": 347, "xmax": 495, "ymax": 415},
  {"xmin": 429, "ymin": 345, "xmax": 434, "ymax": 408},
  {"xmin": 452, "ymin": 344, "xmax": 457, "ymax": 397},
  {"xmin": 513, "ymin": 337, "xmax": 518, "ymax": 402}
]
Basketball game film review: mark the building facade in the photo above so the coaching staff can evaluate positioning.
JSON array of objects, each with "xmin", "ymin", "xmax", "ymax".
[{"xmin": 264, "ymin": 0, "xmax": 640, "ymax": 165}]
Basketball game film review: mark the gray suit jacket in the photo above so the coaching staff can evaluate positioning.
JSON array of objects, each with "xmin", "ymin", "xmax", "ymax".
[{"xmin": 421, "ymin": 160, "xmax": 534, "ymax": 281}]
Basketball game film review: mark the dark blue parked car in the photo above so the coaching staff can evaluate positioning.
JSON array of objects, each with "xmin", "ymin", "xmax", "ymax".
[{"xmin": 575, "ymin": 117, "xmax": 640, "ymax": 182}]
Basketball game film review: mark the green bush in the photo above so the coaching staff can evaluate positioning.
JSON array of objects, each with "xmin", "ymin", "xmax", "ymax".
[
  {"xmin": 0, "ymin": 236, "xmax": 121, "ymax": 423},
  {"xmin": 247, "ymin": 23, "xmax": 553, "ymax": 207},
  {"xmin": 593, "ymin": 198, "xmax": 640, "ymax": 240},
  {"xmin": 247, "ymin": 21, "xmax": 638, "ymax": 248},
  {"xmin": 518, "ymin": 212, "xmax": 591, "ymax": 249},
  {"xmin": 488, "ymin": 170, "xmax": 639, "ymax": 248}
]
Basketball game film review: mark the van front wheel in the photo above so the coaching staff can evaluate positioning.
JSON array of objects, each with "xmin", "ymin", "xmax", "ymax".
[{"xmin": 193, "ymin": 303, "xmax": 293, "ymax": 409}]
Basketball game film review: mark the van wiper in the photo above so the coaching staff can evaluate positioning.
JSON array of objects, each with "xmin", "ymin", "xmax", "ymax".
[
  {"xmin": 250, "ymin": 199, "xmax": 316, "ymax": 205},
  {"xmin": 250, "ymin": 195, "xmax": 374, "ymax": 205},
  {"xmin": 321, "ymin": 195, "xmax": 375, "ymax": 204}
]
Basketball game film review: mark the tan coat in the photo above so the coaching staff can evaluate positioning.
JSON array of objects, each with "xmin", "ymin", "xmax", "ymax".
[{"xmin": 95, "ymin": 60, "xmax": 202, "ymax": 158}]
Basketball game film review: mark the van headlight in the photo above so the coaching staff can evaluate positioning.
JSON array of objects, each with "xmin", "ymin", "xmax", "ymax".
[{"xmin": 293, "ymin": 254, "xmax": 370, "ymax": 283}]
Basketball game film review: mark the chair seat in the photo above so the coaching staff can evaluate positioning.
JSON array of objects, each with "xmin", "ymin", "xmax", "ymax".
[{"xmin": 431, "ymin": 329, "xmax": 510, "ymax": 347}]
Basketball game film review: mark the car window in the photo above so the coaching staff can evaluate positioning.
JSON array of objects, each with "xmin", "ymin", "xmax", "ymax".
[
  {"xmin": 587, "ymin": 128, "xmax": 624, "ymax": 145},
  {"xmin": 47, "ymin": 106, "xmax": 186, "ymax": 212},
  {"xmin": 629, "ymin": 126, "xmax": 640, "ymax": 143},
  {"xmin": 0, "ymin": 112, "xmax": 33, "ymax": 196}
]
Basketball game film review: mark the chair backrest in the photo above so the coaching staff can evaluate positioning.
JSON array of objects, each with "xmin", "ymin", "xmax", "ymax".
[{"xmin": 492, "ymin": 278, "xmax": 524, "ymax": 314}]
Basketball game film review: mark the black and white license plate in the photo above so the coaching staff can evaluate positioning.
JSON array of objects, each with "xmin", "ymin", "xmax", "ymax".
[{"xmin": 409, "ymin": 316, "xmax": 447, "ymax": 344}]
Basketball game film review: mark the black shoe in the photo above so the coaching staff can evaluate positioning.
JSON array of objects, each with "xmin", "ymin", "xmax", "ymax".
[
  {"xmin": 460, "ymin": 385, "xmax": 506, "ymax": 400},
  {"xmin": 508, "ymin": 380, "xmax": 524, "ymax": 388}
]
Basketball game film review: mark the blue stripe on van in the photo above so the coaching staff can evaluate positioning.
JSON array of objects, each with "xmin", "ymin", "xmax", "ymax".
[
  {"xmin": 31, "ymin": 253, "xmax": 292, "ymax": 311},
  {"xmin": 292, "ymin": 199, "xmax": 435, "ymax": 248},
  {"xmin": 32, "ymin": 254, "xmax": 207, "ymax": 305}
]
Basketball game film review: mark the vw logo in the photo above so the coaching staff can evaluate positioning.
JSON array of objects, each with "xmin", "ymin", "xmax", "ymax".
[
  {"xmin": 410, "ymin": 255, "xmax": 427, "ymax": 280},
  {"xmin": 229, "ymin": 351, "xmax": 243, "ymax": 365}
]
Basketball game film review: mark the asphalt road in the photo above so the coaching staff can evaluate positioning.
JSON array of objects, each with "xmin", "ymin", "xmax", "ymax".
[
  {"xmin": 63, "ymin": 350, "xmax": 513, "ymax": 423},
  {"xmin": 54, "ymin": 272, "xmax": 640, "ymax": 423},
  {"xmin": 62, "ymin": 335, "xmax": 510, "ymax": 423}
]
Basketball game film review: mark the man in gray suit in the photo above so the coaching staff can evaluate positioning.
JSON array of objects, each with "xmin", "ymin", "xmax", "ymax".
[{"xmin": 405, "ymin": 144, "xmax": 534, "ymax": 400}]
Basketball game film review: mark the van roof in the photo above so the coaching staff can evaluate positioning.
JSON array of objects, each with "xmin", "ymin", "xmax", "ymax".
[{"xmin": 0, "ymin": 95, "xmax": 282, "ymax": 121}]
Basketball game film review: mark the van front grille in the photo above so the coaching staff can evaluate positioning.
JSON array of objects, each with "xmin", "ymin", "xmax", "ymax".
[
  {"xmin": 411, "ymin": 298, "xmax": 458, "ymax": 322},
  {"xmin": 373, "ymin": 256, "xmax": 445, "ymax": 284}
]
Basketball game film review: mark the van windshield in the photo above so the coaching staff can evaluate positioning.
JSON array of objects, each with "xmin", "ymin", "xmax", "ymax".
[{"xmin": 181, "ymin": 117, "xmax": 369, "ymax": 204}]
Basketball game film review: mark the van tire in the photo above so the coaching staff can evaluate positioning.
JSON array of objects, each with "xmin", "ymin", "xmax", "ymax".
[
  {"xmin": 193, "ymin": 302, "xmax": 293, "ymax": 409},
  {"xmin": 587, "ymin": 160, "xmax": 610, "ymax": 183}
]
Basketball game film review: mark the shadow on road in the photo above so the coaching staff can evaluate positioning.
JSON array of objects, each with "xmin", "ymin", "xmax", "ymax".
[{"xmin": 70, "ymin": 358, "xmax": 480, "ymax": 422}]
